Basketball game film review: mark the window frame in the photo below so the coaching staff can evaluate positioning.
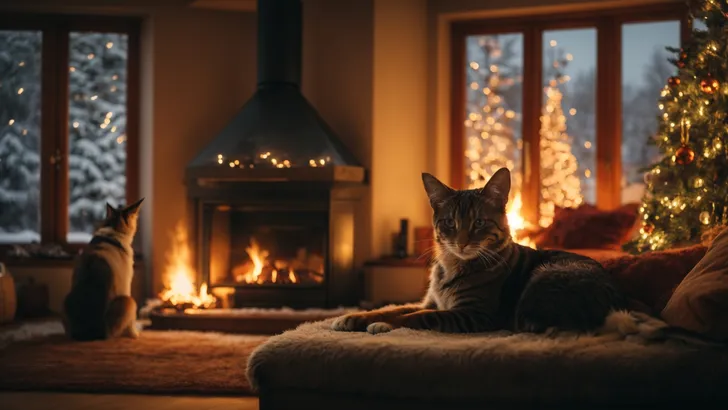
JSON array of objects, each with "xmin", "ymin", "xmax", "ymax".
[
  {"xmin": 450, "ymin": 2, "xmax": 691, "ymax": 224},
  {"xmin": 0, "ymin": 13, "xmax": 141, "ymax": 252}
]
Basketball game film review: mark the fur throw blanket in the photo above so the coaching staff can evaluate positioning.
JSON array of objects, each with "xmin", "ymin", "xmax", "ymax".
[{"xmin": 247, "ymin": 318, "xmax": 728, "ymax": 405}]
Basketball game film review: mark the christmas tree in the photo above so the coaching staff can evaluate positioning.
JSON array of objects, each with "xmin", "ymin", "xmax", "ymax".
[
  {"xmin": 0, "ymin": 31, "xmax": 42, "ymax": 242},
  {"xmin": 539, "ymin": 44, "xmax": 583, "ymax": 227},
  {"xmin": 628, "ymin": 0, "xmax": 728, "ymax": 252},
  {"xmin": 464, "ymin": 35, "xmax": 523, "ymax": 199},
  {"xmin": 68, "ymin": 32, "xmax": 128, "ymax": 239}
]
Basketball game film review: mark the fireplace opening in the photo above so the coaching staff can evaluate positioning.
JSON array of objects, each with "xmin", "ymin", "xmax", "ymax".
[{"xmin": 205, "ymin": 206, "xmax": 327, "ymax": 287}]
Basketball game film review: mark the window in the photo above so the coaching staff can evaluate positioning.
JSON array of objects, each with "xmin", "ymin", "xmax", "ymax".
[
  {"xmin": 0, "ymin": 16, "xmax": 139, "ymax": 246},
  {"xmin": 451, "ymin": 3, "xmax": 689, "ymax": 226}
]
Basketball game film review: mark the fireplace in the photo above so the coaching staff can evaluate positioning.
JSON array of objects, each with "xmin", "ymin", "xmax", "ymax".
[
  {"xmin": 182, "ymin": 0, "xmax": 366, "ymax": 310},
  {"xmin": 188, "ymin": 180, "xmax": 363, "ymax": 309}
]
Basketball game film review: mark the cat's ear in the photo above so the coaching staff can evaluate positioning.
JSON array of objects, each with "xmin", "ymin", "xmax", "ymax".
[
  {"xmin": 123, "ymin": 197, "xmax": 144, "ymax": 217},
  {"xmin": 422, "ymin": 173, "xmax": 454, "ymax": 207},
  {"xmin": 480, "ymin": 167, "xmax": 511, "ymax": 206},
  {"xmin": 105, "ymin": 203, "xmax": 116, "ymax": 220}
]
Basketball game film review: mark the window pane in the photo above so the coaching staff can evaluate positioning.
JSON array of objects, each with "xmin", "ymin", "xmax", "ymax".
[
  {"xmin": 0, "ymin": 31, "xmax": 42, "ymax": 244},
  {"xmin": 464, "ymin": 33, "xmax": 524, "ymax": 201},
  {"xmin": 68, "ymin": 32, "xmax": 128, "ymax": 242},
  {"xmin": 540, "ymin": 29, "xmax": 597, "ymax": 227},
  {"xmin": 621, "ymin": 21, "xmax": 680, "ymax": 204}
]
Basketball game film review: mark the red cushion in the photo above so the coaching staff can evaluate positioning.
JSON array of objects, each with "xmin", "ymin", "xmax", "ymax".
[
  {"xmin": 533, "ymin": 203, "xmax": 640, "ymax": 250},
  {"xmin": 600, "ymin": 245, "xmax": 708, "ymax": 315}
]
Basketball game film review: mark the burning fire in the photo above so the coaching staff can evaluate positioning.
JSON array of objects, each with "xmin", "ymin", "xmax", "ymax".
[
  {"xmin": 159, "ymin": 222, "xmax": 216, "ymax": 309},
  {"xmin": 233, "ymin": 238, "xmax": 322, "ymax": 285},
  {"xmin": 507, "ymin": 193, "xmax": 536, "ymax": 248}
]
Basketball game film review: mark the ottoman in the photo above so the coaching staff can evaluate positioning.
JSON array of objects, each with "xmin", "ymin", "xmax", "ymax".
[{"xmin": 247, "ymin": 319, "xmax": 728, "ymax": 410}]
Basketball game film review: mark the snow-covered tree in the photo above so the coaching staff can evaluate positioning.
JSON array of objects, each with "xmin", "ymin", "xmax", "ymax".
[
  {"xmin": 465, "ymin": 35, "xmax": 523, "ymax": 199},
  {"xmin": 68, "ymin": 32, "xmax": 128, "ymax": 236},
  {"xmin": 0, "ymin": 31, "xmax": 42, "ymax": 241},
  {"xmin": 539, "ymin": 44, "xmax": 583, "ymax": 227}
]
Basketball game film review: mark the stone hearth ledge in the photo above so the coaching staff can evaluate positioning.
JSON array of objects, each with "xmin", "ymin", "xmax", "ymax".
[{"xmin": 246, "ymin": 318, "xmax": 728, "ymax": 404}]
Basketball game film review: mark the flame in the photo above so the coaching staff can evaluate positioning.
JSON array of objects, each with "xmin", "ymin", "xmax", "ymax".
[
  {"xmin": 506, "ymin": 193, "xmax": 536, "ymax": 248},
  {"xmin": 159, "ymin": 222, "xmax": 216, "ymax": 308},
  {"xmin": 244, "ymin": 238, "xmax": 269, "ymax": 284},
  {"xmin": 234, "ymin": 237, "xmax": 309, "ymax": 284}
]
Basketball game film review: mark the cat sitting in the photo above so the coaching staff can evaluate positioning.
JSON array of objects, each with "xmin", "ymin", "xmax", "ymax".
[{"xmin": 63, "ymin": 198, "xmax": 143, "ymax": 341}]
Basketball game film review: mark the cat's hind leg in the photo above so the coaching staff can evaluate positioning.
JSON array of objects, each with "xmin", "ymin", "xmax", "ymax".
[
  {"xmin": 106, "ymin": 295, "xmax": 138, "ymax": 339},
  {"xmin": 514, "ymin": 260, "xmax": 626, "ymax": 333}
]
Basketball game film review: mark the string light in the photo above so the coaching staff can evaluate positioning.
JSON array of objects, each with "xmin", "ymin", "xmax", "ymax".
[
  {"xmin": 17, "ymin": 88, "xmax": 23, "ymax": 95},
  {"xmin": 106, "ymin": 42, "xmax": 114, "ymax": 49},
  {"xmin": 8, "ymin": 119, "xmax": 14, "ymax": 125}
]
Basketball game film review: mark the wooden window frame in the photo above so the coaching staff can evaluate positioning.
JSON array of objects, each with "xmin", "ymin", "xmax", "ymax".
[
  {"xmin": 450, "ymin": 2, "xmax": 691, "ymax": 224},
  {"xmin": 0, "ymin": 14, "xmax": 141, "ymax": 254}
]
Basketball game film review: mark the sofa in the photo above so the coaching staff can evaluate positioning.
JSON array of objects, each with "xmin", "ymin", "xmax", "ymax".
[{"xmin": 246, "ymin": 210, "xmax": 728, "ymax": 409}]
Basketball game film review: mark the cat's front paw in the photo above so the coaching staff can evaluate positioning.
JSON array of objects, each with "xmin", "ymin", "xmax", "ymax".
[
  {"xmin": 367, "ymin": 322, "xmax": 394, "ymax": 334},
  {"xmin": 331, "ymin": 314, "xmax": 371, "ymax": 332}
]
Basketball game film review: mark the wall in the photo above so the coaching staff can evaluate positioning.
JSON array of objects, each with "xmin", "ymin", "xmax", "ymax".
[
  {"xmin": 371, "ymin": 0, "xmax": 429, "ymax": 256},
  {"xmin": 143, "ymin": 9, "xmax": 257, "ymax": 295},
  {"xmin": 302, "ymin": 0, "xmax": 374, "ymax": 268},
  {"xmin": 303, "ymin": 0, "xmax": 430, "ymax": 260}
]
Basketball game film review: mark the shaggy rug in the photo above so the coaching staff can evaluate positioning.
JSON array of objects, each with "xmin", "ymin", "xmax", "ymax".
[{"xmin": 0, "ymin": 320, "xmax": 268, "ymax": 395}]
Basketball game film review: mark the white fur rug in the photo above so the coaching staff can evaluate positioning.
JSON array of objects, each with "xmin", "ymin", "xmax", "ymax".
[{"xmin": 247, "ymin": 318, "xmax": 728, "ymax": 404}]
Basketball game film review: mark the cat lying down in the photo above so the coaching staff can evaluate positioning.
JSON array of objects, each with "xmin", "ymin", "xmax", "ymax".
[{"xmin": 332, "ymin": 169, "xmax": 722, "ymax": 347}]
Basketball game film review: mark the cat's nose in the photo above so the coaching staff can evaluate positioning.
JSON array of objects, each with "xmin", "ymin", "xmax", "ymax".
[{"xmin": 459, "ymin": 244, "xmax": 467, "ymax": 251}]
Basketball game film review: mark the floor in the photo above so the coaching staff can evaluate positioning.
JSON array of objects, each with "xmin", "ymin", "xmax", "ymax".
[{"xmin": 0, "ymin": 392, "xmax": 259, "ymax": 410}]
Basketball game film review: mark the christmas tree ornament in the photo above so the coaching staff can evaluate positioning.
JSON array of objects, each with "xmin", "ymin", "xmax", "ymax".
[
  {"xmin": 642, "ymin": 223, "xmax": 655, "ymax": 234},
  {"xmin": 667, "ymin": 76, "xmax": 681, "ymax": 87},
  {"xmin": 700, "ymin": 211, "xmax": 712, "ymax": 225},
  {"xmin": 700, "ymin": 76, "xmax": 720, "ymax": 94},
  {"xmin": 674, "ymin": 119, "xmax": 695, "ymax": 165},
  {"xmin": 675, "ymin": 145, "xmax": 696, "ymax": 165},
  {"xmin": 677, "ymin": 50, "xmax": 688, "ymax": 68}
]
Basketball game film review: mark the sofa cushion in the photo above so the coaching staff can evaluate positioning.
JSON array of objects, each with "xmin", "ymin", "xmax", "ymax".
[
  {"xmin": 532, "ymin": 203, "xmax": 640, "ymax": 250},
  {"xmin": 247, "ymin": 319, "xmax": 728, "ymax": 405},
  {"xmin": 600, "ymin": 245, "xmax": 707, "ymax": 315},
  {"xmin": 662, "ymin": 227, "xmax": 728, "ymax": 341}
]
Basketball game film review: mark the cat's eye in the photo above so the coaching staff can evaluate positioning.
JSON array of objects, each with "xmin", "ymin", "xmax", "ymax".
[
  {"xmin": 443, "ymin": 218, "xmax": 456, "ymax": 228},
  {"xmin": 474, "ymin": 219, "xmax": 486, "ymax": 228}
]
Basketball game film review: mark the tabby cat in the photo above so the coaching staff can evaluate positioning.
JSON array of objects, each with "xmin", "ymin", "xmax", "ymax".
[{"xmin": 332, "ymin": 168, "xmax": 629, "ymax": 335}]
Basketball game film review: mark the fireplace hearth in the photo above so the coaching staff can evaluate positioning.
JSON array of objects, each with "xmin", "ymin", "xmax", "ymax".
[{"xmin": 183, "ymin": 0, "xmax": 366, "ymax": 310}]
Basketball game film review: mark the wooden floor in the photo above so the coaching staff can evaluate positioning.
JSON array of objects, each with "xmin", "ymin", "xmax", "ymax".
[{"xmin": 0, "ymin": 392, "xmax": 259, "ymax": 410}]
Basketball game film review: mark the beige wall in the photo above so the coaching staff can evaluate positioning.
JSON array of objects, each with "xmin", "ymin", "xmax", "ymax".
[
  {"xmin": 302, "ymin": 0, "xmax": 374, "ymax": 268},
  {"xmin": 371, "ymin": 0, "xmax": 429, "ymax": 256},
  {"xmin": 142, "ymin": 9, "xmax": 257, "ymax": 295}
]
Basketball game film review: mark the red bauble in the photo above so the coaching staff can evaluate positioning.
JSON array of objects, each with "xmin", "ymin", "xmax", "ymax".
[
  {"xmin": 675, "ymin": 145, "xmax": 695, "ymax": 165},
  {"xmin": 642, "ymin": 223, "xmax": 655, "ymax": 235},
  {"xmin": 667, "ymin": 76, "xmax": 681, "ymax": 87},
  {"xmin": 700, "ymin": 76, "xmax": 720, "ymax": 94}
]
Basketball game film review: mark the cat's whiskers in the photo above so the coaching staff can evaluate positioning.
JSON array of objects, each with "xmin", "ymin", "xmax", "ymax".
[{"xmin": 478, "ymin": 247, "xmax": 510, "ymax": 272}]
